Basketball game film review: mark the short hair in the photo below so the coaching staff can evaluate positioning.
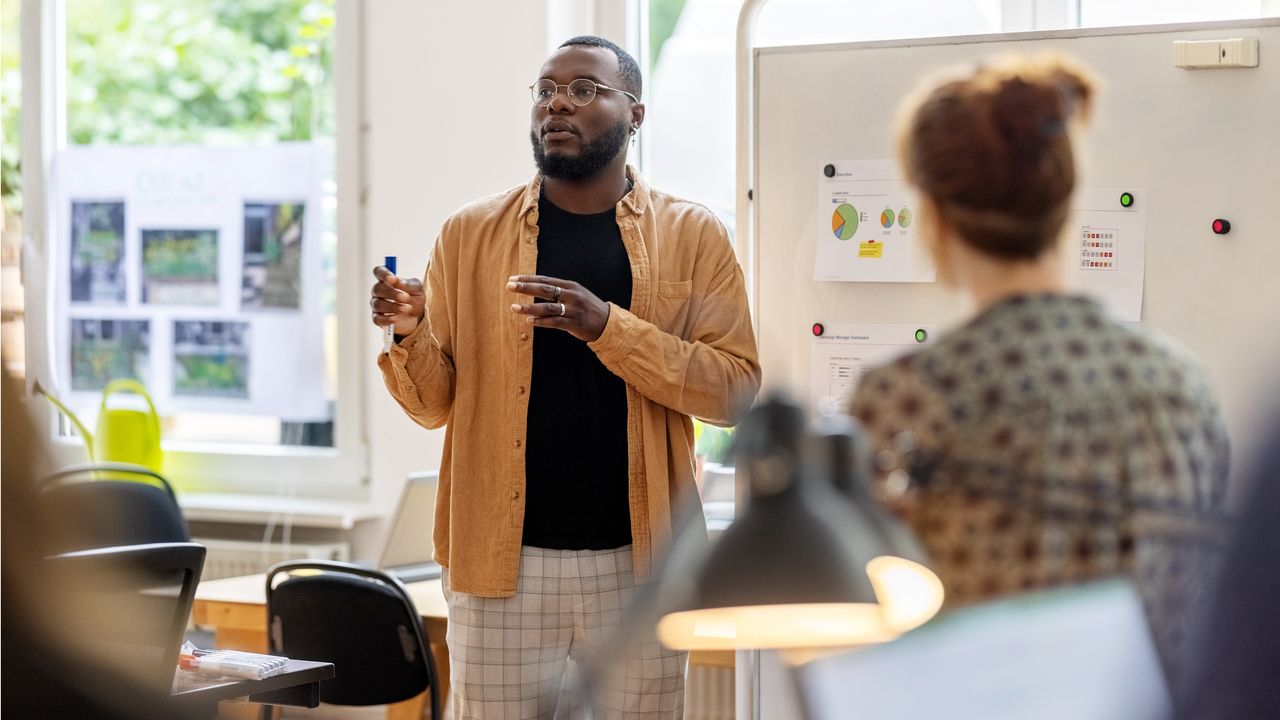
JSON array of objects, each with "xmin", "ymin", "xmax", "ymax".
[{"xmin": 559, "ymin": 35, "xmax": 643, "ymax": 99}]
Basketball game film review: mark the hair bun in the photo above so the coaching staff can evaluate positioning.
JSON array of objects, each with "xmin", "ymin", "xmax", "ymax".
[{"xmin": 990, "ymin": 56, "xmax": 1096, "ymax": 152}]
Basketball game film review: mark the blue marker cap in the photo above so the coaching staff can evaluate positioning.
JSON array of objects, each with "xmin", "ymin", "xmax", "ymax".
[{"xmin": 384, "ymin": 255, "xmax": 396, "ymax": 274}]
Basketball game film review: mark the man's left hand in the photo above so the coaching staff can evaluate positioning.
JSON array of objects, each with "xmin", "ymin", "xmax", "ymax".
[{"xmin": 507, "ymin": 275, "xmax": 610, "ymax": 342}]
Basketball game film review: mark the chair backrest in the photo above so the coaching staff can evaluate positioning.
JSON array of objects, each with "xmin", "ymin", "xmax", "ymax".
[
  {"xmin": 40, "ymin": 463, "xmax": 190, "ymax": 555},
  {"xmin": 266, "ymin": 560, "xmax": 439, "ymax": 716},
  {"xmin": 47, "ymin": 542, "xmax": 206, "ymax": 696}
]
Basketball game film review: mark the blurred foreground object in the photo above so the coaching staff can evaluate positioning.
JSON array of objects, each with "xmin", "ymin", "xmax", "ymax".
[{"xmin": 657, "ymin": 395, "xmax": 943, "ymax": 650}]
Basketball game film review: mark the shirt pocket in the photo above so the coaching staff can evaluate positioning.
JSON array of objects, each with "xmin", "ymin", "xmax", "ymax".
[{"xmin": 654, "ymin": 280, "xmax": 693, "ymax": 334}]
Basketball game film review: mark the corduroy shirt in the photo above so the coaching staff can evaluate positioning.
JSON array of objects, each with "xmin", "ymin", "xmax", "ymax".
[{"xmin": 378, "ymin": 167, "xmax": 761, "ymax": 596}]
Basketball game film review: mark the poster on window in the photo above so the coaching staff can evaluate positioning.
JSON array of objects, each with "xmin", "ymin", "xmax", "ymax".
[
  {"xmin": 70, "ymin": 201, "xmax": 127, "ymax": 304},
  {"xmin": 51, "ymin": 143, "xmax": 328, "ymax": 419}
]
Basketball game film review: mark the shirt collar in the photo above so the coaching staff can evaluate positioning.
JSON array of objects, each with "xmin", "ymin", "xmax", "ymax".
[{"xmin": 521, "ymin": 165, "xmax": 649, "ymax": 225}]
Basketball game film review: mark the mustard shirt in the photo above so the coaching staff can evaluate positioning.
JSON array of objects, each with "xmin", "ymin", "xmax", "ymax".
[{"xmin": 379, "ymin": 168, "xmax": 761, "ymax": 596}]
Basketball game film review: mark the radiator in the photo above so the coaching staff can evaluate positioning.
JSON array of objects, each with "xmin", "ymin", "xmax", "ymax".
[
  {"xmin": 195, "ymin": 538, "xmax": 350, "ymax": 581},
  {"xmin": 686, "ymin": 665, "xmax": 735, "ymax": 720}
]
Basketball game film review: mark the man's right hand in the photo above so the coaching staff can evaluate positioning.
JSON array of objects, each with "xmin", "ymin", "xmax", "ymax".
[{"xmin": 370, "ymin": 265, "xmax": 426, "ymax": 337}]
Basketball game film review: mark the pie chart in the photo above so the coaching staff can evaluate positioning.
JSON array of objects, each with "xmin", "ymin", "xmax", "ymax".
[
  {"xmin": 898, "ymin": 208, "xmax": 913, "ymax": 228},
  {"xmin": 832, "ymin": 203, "xmax": 858, "ymax": 240},
  {"xmin": 880, "ymin": 209, "xmax": 895, "ymax": 229}
]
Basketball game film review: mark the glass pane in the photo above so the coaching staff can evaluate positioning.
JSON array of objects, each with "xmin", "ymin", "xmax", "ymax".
[
  {"xmin": 1080, "ymin": 0, "xmax": 1276, "ymax": 27},
  {"xmin": 1, "ymin": 0, "xmax": 23, "ymax": 378},
  {"xmin": 59, "ymin": 0, "xmax": 337, "ymax": 447}
]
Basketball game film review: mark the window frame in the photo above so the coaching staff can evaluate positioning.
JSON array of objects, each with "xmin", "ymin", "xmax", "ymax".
[{"xmin": 20, "ymin": 0, "xmax": 370, "ymax": 498}]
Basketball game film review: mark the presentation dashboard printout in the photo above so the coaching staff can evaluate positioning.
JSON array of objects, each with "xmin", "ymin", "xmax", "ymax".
[
  {"xmin": 52, "ymin": 143, "xmax": 329, "ymax": 420},
  {"xmin": 810, "ymin": 323, "xmax": 934, "ymax": 416},
  {"xmin": 1065, "ymin": 187, "xmax": 1147, "ymax": 322},
  {"xmin": 815, "ymin": 160, "xmax": 936, "ymax": 283}
]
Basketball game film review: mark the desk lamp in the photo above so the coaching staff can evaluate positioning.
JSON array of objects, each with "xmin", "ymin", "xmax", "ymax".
[{"xmin": 657, "ymin": 396, "xmax": 944, "ymax": 650}]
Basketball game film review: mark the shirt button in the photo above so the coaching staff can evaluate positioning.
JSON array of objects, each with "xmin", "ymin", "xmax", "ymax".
[
  {"xmin": 511, "ymin": 490, "xmax": 520, "ymax": 500},
  {"xmin": 517, "ymin": 386, "xmax": 525, "ymax": 395},
  {"xmin": 514, "ymin": 439, "xmax": 522, "ymax": 449},
  {"xmin": 520, "ymin": 333, "xmax": 529, "ymax": 341}
]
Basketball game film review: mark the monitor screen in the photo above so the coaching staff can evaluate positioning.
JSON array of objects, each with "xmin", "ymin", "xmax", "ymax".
[{"xmin": 795, "ymin": 580, "xmax": 1171, "ymax": 720}]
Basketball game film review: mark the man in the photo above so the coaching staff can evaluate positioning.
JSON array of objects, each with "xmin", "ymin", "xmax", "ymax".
[{"xmin": 370, "ymin": 35, "xmax": 760, "ymax": 719}]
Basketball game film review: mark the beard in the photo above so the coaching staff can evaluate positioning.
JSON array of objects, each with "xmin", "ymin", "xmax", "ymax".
[{"xmin": 530, "ymin": 119, "xmax": 630, "ymax": 181}]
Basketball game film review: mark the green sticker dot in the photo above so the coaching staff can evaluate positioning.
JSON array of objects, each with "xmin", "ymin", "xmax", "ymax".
[{"xmin": 1120, "ymin": 192, "xmax": 1134, "ymax": 208}]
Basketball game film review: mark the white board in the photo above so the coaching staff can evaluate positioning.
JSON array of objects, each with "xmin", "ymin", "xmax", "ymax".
[{"xmin": 752, "ymin": 19, "xmax": 1280, "ymax": 464}]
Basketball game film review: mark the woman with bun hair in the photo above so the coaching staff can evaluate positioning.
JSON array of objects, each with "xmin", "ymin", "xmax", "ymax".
[{"xmin": 847, "ymin": 55, "xmax": 1229, "ymax": 665}]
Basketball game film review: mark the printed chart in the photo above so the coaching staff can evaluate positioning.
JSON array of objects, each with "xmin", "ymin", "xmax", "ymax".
[
  {"xmin": 815, "ymin": 160, "xmax": 935, "ymax": 283},
  {"xmin": 810, "ymin": 323, "xmax": 934, "ymax": 415},
  {"xmin": 1066, "ymin": 188, "xmax": 1147, "ymax": 321}
]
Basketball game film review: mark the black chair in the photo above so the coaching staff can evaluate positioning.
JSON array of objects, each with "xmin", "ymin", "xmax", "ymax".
[
  {"xmin": 265, "ymin": 561, "xmax": 440, "ymax": 719},
  {"xmin": 40, "ymin": 463, "xmax": 190, "ymax": 555},
  {"xmin": 46, "ymin": 542, "xmax": 206, "ymax": 697}
]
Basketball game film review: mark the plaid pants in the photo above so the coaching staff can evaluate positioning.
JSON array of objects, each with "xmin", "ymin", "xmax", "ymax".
[{"xmin": 443, "ymin": 545, "xmax": 687, "ymax": 720}]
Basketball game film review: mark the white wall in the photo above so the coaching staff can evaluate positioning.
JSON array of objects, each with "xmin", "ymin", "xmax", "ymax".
[{"xmin": 361, "ymin": 2, "xmax": 554, "ymax": 541}]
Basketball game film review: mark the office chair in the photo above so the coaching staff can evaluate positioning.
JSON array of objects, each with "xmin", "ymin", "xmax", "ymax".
[
  {"xmin": 46, "ymin": 542, "xmax": 207, "ymax": 697},
  {"xmin": 265, "ymin": 561, "xmax": 441, "ymax": 719},
  {"xmin": 40, "ymin": 463, "xmax": 191, "ymax": 555}
]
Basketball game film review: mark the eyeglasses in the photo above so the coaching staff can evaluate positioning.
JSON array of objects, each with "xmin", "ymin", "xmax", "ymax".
[{"xmin": 529, "ymin": 78, "xmax": 639, "ymax": 108}]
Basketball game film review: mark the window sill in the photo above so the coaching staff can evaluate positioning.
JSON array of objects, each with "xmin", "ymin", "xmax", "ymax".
[{"xmin": 178, "ymin": 493, "xmax": 381, "ymax": 530}]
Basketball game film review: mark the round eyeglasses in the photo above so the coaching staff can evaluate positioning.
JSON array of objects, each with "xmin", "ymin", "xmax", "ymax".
[{"xmin": 530, "ymin": 78, "xmax": 639, "ymax": 108}]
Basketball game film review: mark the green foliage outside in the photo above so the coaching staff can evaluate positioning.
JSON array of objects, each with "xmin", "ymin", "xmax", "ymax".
[
  {"xmin": 693, "ymin": 418, "xmax": 736, "ymax": 466},
  {"xmin": 1, "ymin": 0, "xmax": 21, "ymax": 215},
  {"xmin": 0, "ymin": 0, "xmax": 335, "ymax": 214},
  {"xmin": 649, "ymin": 0, "xmax": 688, "ymax": 73}
]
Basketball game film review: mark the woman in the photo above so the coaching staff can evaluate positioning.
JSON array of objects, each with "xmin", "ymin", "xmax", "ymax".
[{"xmin": 848, "ymin": 55, "xmax": 1229, "ymax": 664}]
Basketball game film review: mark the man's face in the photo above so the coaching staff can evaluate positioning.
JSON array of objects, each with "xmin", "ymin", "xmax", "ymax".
[{"xmin": 530, "ymin": 45, "xmax": 638, "ymax": 181}]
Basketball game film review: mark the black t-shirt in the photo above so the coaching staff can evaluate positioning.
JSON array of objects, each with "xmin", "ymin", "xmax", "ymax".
[{"xmin": 522, "ymin": 193, "xmax": 633, "ymax": 550}]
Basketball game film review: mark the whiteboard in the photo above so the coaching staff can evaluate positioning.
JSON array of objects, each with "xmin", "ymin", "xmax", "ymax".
[{"xmin": 752, "ymin": 19, "xmax": 1280, "ymax": 465}]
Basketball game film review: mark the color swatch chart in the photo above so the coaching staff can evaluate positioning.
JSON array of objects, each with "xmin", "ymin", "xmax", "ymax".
[{"xmin": 1080, "ymin": 226, "xmax": 1117, "ymax": 270}]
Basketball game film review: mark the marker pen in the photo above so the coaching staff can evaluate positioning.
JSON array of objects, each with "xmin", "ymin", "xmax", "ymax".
[{"xmin": 383, "ymin": 255, "xmax": 397, "ymax": 354}]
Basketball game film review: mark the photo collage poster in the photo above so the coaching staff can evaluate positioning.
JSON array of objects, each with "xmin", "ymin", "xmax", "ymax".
[{"xmin": 52, "ymin": 143, "xmax": 328, "ymax": 420}]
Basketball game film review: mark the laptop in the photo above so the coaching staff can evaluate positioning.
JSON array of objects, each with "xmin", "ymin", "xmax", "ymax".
[
  {"xmin": 794, "ymin": 579, "xmax": 1172, "ymax": 720},
  {"xmin": 374, "ymin": 471, "xmax": 442, "ymax": 583}
]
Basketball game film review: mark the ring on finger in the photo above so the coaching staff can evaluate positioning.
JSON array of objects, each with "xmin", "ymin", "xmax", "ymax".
[
  {"xmin": 553, "ymin": 287, "xmax": 562, "ymax": 302},
  {"xmin": 558, "ymin": 302, "xmax": 567, "ymax": 317}
]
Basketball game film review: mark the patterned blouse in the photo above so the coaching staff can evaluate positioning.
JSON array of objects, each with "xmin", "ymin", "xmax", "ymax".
[{"xmin": 849, "ymin": 293, "xmax": 1229, "ymax": 662}]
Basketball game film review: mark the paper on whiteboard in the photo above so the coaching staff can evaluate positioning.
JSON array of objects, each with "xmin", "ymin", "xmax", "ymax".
[
  {"xmin": 811, "ymin": 323, "xmax": 934, "ymax": 415},
  {"xmin": 814, "ymin": 160, "xmax": 935, "ymax": 283},
  {"xmin": 52, "ymin": 143, "xmax": 328, "ymax": 420},
  {"xmin": 1065, "ymin": 188, "xmax": 1146, "ymax": 322}
]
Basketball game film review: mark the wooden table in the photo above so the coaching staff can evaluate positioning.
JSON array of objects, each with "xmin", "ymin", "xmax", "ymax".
[
  {"xmin": 171, "ymin": 659, "xmax": 335, "ymax": 719},
  {"xmin": 193, "ymin": 573, "xmax": 733, "ymax": 719}
]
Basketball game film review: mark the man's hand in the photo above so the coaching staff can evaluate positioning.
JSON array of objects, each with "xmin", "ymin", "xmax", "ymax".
[
  {"xmin": 370, "ymin": 265, "xmax": 426, "ymax": 337},
  {"xmin": 507, "ymin": 275, "xmax": 610, "ymax": 342}
]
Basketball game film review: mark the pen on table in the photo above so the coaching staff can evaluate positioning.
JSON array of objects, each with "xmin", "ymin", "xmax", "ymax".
[{"xmin": 383, "ymin": 255, "xmax": 396, "ymax": 355}]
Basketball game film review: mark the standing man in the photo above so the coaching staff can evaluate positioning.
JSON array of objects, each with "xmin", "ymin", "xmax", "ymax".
[{"xmin": 370, "ymin": 36, "xmax": 760, "ymax": 719}]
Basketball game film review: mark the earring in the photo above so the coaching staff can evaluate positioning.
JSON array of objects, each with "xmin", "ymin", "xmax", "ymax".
[{"xmin": 629, "ymin": 126, "xmax": 637, "ymax": 136}]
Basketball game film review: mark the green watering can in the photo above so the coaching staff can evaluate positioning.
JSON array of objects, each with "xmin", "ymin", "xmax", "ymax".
[{"xmin": 35, "ymin": 378, "xmax": 164, "ymax": 473}]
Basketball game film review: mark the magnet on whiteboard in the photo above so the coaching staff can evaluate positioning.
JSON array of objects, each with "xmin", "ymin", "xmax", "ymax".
[{"xmin": 823, "ymin": 164, "xmax": 836, "ymax": 178}]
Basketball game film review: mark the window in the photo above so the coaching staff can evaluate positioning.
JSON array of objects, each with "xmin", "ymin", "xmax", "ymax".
[
  {"xmin": 20, "ymin": 0, "xmax": 366, "ymax": 494},
  {"xmin": 1079, "ymin": 0, "xmax": 1279, "ymax": 28}
]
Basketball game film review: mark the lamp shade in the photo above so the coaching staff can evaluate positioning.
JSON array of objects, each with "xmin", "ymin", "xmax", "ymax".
[{"xmin": 656, "ymin": 396, "xmax": 943, "ymax": 650}]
